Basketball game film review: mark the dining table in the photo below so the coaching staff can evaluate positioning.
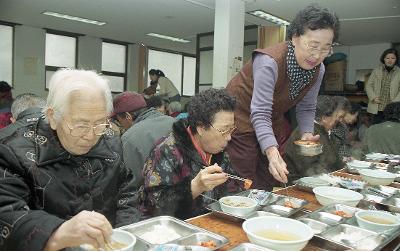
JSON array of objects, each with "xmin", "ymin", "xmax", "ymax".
[{"xmin": 187, "ymin": 169, "xmax": 400, "ymax": 251}]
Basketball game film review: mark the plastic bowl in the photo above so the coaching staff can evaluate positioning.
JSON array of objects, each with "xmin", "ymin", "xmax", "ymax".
[
  {"xmin": 355, "ymin": 210, "xmax": 400, "ymax": 233},
  {"xmin": 313, "ymin": 186, "xmax": 363, "ymax": 207},
  {"xmin": 294, "ymin": 140, "xmax": 322, "ymax": 156},
  {"xmin": 242, "ymin": 216, "xmax": 314, "ymax": 251},
  {"xmin": 346, "ymin": 160, "xmax": 371, "ymax": 169},
  {"xmin": 219, "ymin": 196, "xmax": 258, "ymax": 216},
  {"xmin": 81, "ymin": 229, "xmax": 136, "ymax": 251},
  {"xmin": 359, "ymin": 169, "xmax": 396, "ymax": 186}
]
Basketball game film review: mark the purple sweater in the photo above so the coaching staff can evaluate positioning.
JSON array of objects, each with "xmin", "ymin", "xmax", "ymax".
[{"xmin": 250, "ymin": 53, "xmax": 324, "ymax": 153}]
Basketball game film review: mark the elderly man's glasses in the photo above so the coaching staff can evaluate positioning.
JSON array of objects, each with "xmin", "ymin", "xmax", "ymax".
[
  {"xmin": 210, "ymin": 124, "xmax": 237, "ymax": 137},
  {"xmin": 63, "ymin": 117, "xmax": 111, "ymax": 137},
  {"xmin": 302, "ymin": 39, "xmax": 333, "ymax": 57}
]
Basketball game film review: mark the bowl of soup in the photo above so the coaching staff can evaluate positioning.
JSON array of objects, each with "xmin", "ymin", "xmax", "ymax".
[
  {"xmin": 219, "ymin": 196, "xmax": 258, "ymax": 216},
  {"xmin": 242, "ymin": 216, "xmax": 313, "ymax": 251},
  {"xmin": 294, "ymin": 140, "xmax": 322, "ymax": 156},
  {"xmin": 355, "ymin": 210, "xmax": 400, "ymax": 233},
  {"xmin": 81, "ymin": 229, "xmax": 136, "ymax": 251},
  {"xmin": 313, "ymin": 186, "xmax": 363, "ymax": 207},
  {"xmin": 359, "ymin": 169, "xmax": 397, "ymax": 186}
]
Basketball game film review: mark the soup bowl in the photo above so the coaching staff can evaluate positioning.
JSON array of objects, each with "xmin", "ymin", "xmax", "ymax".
[
  {"xmin": 81, "ymin": 229, "xmax": 136, "ymax": 251},
  {"xmin": 313, "ymin": 186, "xmax": 363, "ymax": 207},
  {"xmin": 242, "ymin": 216, "xmax": 313, "ymax": 251},
  {"xmin": 355, "ymin": 210, "xmax": 400, "ymax": 233},
  {"xmin": 219, "ymin": 196, "xmax": 258, "ymax": 216},
  {"xmin": 359, "ymin": 169, "xmax": 396, "ymax": 186}
]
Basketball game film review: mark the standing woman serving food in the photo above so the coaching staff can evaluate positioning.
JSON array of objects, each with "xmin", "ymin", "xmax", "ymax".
[{"xmin": 226, "ymin": 5, "xmax": 340, "ymax": 190}]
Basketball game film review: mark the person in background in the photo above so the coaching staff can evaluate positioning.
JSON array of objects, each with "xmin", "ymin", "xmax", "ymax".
[
  {"xmin": 176, "ymin": 102, "xmax": 189, "ymax": 120},
  {"xmin": 0, "ymin": 81, "xmax": 13, "ymax": 129},
  {"xmin": 0, "ymin": 69, "xmax": 140, "ymax": 251},
  {"xmin": 331, "ymin": 102, "xmax": 362, "ymax": 160},
  {"xmin": 148, "ymin": 69, "xmax": 181, "ymax": 102},
  {"xmin": 357, "ymin": 102, "xmax": 400, "ymax": 155},
  {"xmin": 111, "ymin": 91, "xmax": 175, "ymax": 192},
  {"xmin": 284, "ymin": 96, "xmax": 344, "ymax": 183},
  {"xmin": 141, "ymin": 89, "xmax": 242, "ymax": 219},
  {"xmin": 10, "ymin": 93, "xmax": 46, "ymax": 123},
  {"xmin": 226, "ymin": 5, "xmax": 340, "ymax": 190},
  {"xmin": 146, "ymin": 95, "xmax": 167, "ymax": 114},
  {"xmin": 167, "ymin": 101, "xmax": 182, "ymax": 118},
  {"xmin": 366, "ymin": 48, "xmax": 400, "ymax": 124}
]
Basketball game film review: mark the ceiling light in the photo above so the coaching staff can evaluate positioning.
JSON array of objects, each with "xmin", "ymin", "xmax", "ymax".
[
  {"xmin": 42, "ymin": 11, "xmax": 106, "ymax": 26},
  {"xmin": 248, "ymin": 10, "xmax": 290, "ymax": 26},
  {"xmin": 146, "ymin": 33, "xmax": 190, "ymax": 43}
]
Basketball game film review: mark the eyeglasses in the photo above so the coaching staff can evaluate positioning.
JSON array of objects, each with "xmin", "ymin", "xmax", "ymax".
[
  {"xmin": 302, "ymin": 38, "xmax": 333, "ymax": 57},
  {"xmin": 63, "ymin": 117, "xmax": 112, "ymax": 137},
  {"xmin": 210, "ymin": 124, "xmax": 237, "ymax": 138}
]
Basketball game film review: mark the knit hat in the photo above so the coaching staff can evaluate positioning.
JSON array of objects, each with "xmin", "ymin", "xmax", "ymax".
[{"xmin": 111, "ymin": 91, "xmax": 147, "ymax": 118}]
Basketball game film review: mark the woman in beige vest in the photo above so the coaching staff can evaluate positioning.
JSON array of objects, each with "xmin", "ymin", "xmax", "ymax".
[{"xmin": 365, "ymin": 48, "xmax": 400, "ymax": 124}]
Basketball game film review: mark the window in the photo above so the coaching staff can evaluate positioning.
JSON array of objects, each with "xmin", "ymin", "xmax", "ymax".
[
  {"xmin": 147, "ymin": 49, "xmax": 196, "ymax": 96},
  {"xmin": 45, "ymin": 32, "xmax": 77, "ymax": 88},
  {"xmin": 101, "ymin": 41, "xmax": 127, "ymax": 92},
  {"xmin": 0, "ymin": 24, "xmax": 13, "ymax": 85}
]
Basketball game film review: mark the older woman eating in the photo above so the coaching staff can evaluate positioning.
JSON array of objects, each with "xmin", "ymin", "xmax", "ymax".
[
  {"xmin": 284, "ymin": 95, "xmax": 344, "ymax": 183},
  {"xmin": 141, "ymin": 89, "xmax": 242, "ymax": 219}
]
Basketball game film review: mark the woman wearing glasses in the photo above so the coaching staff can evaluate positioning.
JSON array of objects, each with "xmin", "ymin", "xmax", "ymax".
[
  {"xmin": 141, "ymin": 89, "xmax": 242, "ymax": 219},
  {"xmin": 226, "ymin": 5, "xmax": 340, "ymax": 190}
]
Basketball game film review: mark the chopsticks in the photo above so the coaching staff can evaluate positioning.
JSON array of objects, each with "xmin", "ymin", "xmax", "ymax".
[{"xmin": 226, "ymin": 173, "xmax": 247, "ymax": 182}]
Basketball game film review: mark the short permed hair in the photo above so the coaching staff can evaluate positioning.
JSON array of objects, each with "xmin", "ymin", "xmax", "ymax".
[
  {"xmin": 315, "ymin": 95, "xmax": 336, "ymax": 121},
  {"xmin": 187, "ymin": 88, "xmax": 236, "ymax": 133},
  {"xmin": 384, "ymin": 102, "xmax": 400, "ymax": 122},
  {"xmin": 380, "ymin": 48, "xmax": 399, "ymax": 65},
  {"xmin": 287, "ymin": 4, "xmax": 340, "ymax": 42}
]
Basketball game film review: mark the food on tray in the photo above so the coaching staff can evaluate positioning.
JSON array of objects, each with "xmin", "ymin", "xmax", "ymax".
[
  {"xmin": 254, "ymin": 229, "xmax": 301, "ymax": 241},
  {"xmin": 334, "ymin": 210, "xmax": 351, "ymax": 218},
  {"xmin": 243, "ymin": 179, "xmax": 252, "ymax": 190},
  {"xmin": 361, "ymin": 215, "xmax": 396, "ymax": 225},
  {"xmin": 283, "ymin": 200, "xmax": 298, "ymax": 208},
  {"xmin": 221, "ymin": 198, "xmax": 252, "ymax": 207},
  {"xmin": 294, "ymin": 140, "xmax": 320, "ymax": 146},
  {"xmin": 139, "ymin": 224, "xmax": 182, "ymax": 244},
  {"xmin": 198, "ymin": 240, "xmax": 217, "ymax": 248}
]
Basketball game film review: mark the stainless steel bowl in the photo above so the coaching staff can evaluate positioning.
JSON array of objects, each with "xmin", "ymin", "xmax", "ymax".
[{"xmin": 294, "ymin": 140, "xmax": 323, "ymax": 156}]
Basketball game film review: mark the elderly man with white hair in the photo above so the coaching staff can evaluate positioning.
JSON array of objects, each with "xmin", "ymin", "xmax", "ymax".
[{"xmin": 0, "ymin": 69, "xmax": 141, "ymax": 251}]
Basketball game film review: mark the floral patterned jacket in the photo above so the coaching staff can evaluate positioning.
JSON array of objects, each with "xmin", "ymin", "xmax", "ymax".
[{"xmin": 141, "ymin": 119, "xmax": 242, "ymax": 219}]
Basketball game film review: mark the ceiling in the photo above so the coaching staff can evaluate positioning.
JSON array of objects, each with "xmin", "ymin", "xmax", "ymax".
[{"xmin": 0, "ymin": 0, "xmax": 399, "ymax": 54}]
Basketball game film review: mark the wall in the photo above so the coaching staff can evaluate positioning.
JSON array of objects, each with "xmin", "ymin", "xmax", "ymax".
[
  {"xmin": 334, "ymin": 43, "xmax": 391, "ymax": 85},
  {"xmin": 12, "ymin": 24, "xmax": 139, "ymax": 98}
]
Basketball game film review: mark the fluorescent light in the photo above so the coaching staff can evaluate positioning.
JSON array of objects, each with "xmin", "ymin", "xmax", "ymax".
[
  {"xmin": 248, "ymin": 10, "xmax": 290, "ymax": 26},
  {"xmin": 42, "ymin": 11, "xmax": 106, "ymax": 26},
  {"xmin": 146, "ymin": 33, "xmax": 190, "ymax": 43}
]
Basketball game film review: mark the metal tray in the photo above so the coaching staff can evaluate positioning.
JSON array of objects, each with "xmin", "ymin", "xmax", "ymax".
[
  {"xmin": 297, "ymin": 203, "xmax": 400, "ymax": 250},
  {"xmin": 314, "ymin": 174, "xmax": 366, "ymax": 191},
  {"xmin": 229, "ymin": 243, "xmax": 274, "ymax": 251},
  {"xmin": 362, "ymin": 187, "xmax": 400, "ymax": 213},
  {"xmin": 205, "ymin": 189, "xmax": 309, "ymax": 221},
  {"xmin": 119, "ymin": 216, "xmax": 228, "ymax": 250},
  {"xmin": 293, "ymin": 176, "xmax": 332, "ymax": 192}
]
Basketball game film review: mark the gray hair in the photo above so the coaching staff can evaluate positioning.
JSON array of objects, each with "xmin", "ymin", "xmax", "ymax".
[
  {"xmin": 168, "ymin": 101, "xmax": 182, "ymax": 113},
  {"xmin": 42, "ymin": 69, "xmax": 113, "ymax": 122},
  {"xmin": 11, "ymin": 93, "xmax": 46, "ymax": 119}
]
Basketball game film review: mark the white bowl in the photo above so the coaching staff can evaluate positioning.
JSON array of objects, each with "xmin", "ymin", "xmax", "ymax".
[
  {"xmin": 359, "ymin": 169, "xmax": 397, "ymax": 185},
  {"xmin": 312, "ymin": 186, "xmax": 363, "ymax": 207},
  {"xmin": 81, "ymin": 229, "xmax": 136, "ymax": 251},
  {"xmin": 219, "ymin": 196, "xmax": 258, "ymax": 216},
  {"xmin": 242, "ymin": 216, "xmax": 313, "ymax": 251},
  {"xmin": 347, "ymin": 160, "xmax": 371, "ymax": 169},
  {"xmin": 355, "ymin": 210, "xmax": 400, "ymax": 233},
  {"xmin": 365, "ymin": 153, "xmax": 387, "ymax": 161}
]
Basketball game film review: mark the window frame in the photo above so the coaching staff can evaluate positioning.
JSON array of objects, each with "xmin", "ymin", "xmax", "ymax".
[
  {"xmin": 147, "ymin": 47, "xmax": 196, "ymax": 97},
  {"xmin": 101, "ymin": 39, "xmax": 129, "ymax": 93},
  {"xmin": 44, "ymin": 29, "xmax": 80, "ymax": 90},
  {"xmin": 0, "ymin": 20, "xmax": 17, "ymax": 87}
]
